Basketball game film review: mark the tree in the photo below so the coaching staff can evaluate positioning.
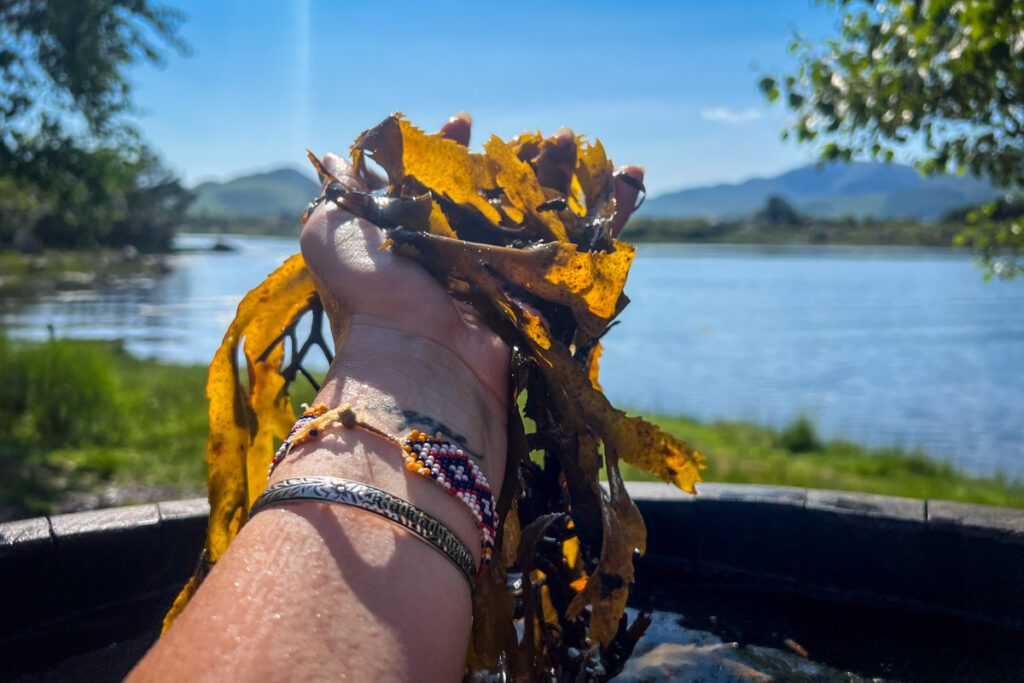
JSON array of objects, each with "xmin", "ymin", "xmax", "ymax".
[
  {"xmin": 758, "ymin": 195, "xmax": 804, "ymax": 228},
  {"xmin": 0, "ymin": 0, "xmax": 191, "ymax": 250},
  {"xmin": 1, "ymin": 0, "xmax": 187, "ymax": 139},
  {"xmin": 760, "ymin": 0, "xmax": 1023, "ymax": 277}
]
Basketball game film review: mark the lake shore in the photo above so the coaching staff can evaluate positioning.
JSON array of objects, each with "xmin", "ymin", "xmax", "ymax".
[
  {"xmin": 180, "ymin": 214, "xmax": 968, "ymax": 249},
  {"xmin": 625, "ymin": 216, "xmax": 965, "ymax": 247},
  {"xmin": 0, "ymin": 249, "xmax": 172, "ymax": 297},
  {"xmin": 1, "ymin": 338, "xmax": 1019, "ymax": 522}
]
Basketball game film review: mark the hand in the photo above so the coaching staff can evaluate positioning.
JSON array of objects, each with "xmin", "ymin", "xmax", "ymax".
[
  {"xmin": 131, "ymin": 115, "xmax": 646, "ymax": 683},
  {"xmin": 298, "ymin": 116, "xmax": 507, "ymax": 406},
  {"xmin": 290, "ymin": 113, "xmax": 645, "ymax": 505},
  {"xmin": 298, "ymin": 115, "xmax": 646, "ymax": 429}
]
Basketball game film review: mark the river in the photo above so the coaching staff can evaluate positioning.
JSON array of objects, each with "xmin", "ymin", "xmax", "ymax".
[{"xmin": 3, "ymin": 234, "xmax": 1022, "ymax": 480}]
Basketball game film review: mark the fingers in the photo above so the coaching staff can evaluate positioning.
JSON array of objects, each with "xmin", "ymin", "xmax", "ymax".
[
  {"xmin": 319, "ymin": 153, "xmax": 368, "ymax": 193},
  {"xmin": 534, "ymin": 127, "xmax": 576, "ymax": 195},
  {"xmin": 303, "ymin": 153, "xmax": 375, "ymax": 233},
  {"xmin": 440, "ymin": 112, "xmax": 473, "ymax": 147},
  {"xmin": 608, "ymin": 165, "xmax": 645, "ymax": 239}
]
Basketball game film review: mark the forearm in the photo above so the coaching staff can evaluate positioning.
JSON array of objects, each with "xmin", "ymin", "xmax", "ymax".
[{"xmin": 130, "ymin": 326, "xmax": 507, "ymax": 682}]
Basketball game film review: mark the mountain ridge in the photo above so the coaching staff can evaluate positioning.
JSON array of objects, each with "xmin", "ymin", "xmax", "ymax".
[
  {"xmin": 188, "ymin": 167, "xmax": 319, "ymax": 218},
  {"xmin": 642, "ymin": 161, "xmax": 1000, "ymax": 221},
  {"xmin": 188, "ymin": 161, "xmax": 1001, "ymax": 223}
]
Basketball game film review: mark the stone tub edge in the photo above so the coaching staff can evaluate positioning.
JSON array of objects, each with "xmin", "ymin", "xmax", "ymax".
[{"xmin": 1, "ymin": 483, "xmax": 1022, "ymax": 675}]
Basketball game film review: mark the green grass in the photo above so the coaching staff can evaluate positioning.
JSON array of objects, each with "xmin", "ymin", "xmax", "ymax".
[
  {"xmin": 0, "ymin": 338, "xmax": 210, "ymax": 518},
  {"xmin": 619, "ymin": 414, "xmax": 1024, "ymax": 508},
  {"xmin": 1, "ymin": 337, "xmax": 1020, "ymax": 520}
]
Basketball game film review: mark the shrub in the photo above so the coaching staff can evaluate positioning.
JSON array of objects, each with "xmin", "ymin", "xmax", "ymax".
[{"xmin": 776, "ymin": 415, "xmax": 822, "ymax": 453}]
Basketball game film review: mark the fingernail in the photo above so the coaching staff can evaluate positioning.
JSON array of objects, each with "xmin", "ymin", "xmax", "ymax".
[
  {"xmin": 449, "ymin": 111, "xmax": 473, "ymax": 125},
  {"xmin": 553, "ymin": 127, "xmax": 574, "ymax": 144},
  {"xmin": 615, "ymin": 165, "xmax": 645, "ymax": 181}
]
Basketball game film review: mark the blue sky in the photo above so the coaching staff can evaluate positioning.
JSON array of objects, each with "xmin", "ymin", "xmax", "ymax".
[{"xmin": 129, "ymin": 0, "xmax": 838, "ymax": 195}]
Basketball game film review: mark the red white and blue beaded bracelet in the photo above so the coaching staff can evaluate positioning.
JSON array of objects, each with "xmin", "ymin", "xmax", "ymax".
[{"xmin": 266, "ymin": 403, "xmax": 497, "ymax": 576}]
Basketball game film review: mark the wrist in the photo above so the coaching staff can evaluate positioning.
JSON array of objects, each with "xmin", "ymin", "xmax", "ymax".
[
  {"xmin": 266, "ymin": 323, "xmax": 508, "ymax": 566},
  {"xmin": 319, "ymin": 321, "xmax": 509, "ymax": 480},
  {"xmin": 340, "ymin": 315, "xmax": 510, "ymax": 411}
]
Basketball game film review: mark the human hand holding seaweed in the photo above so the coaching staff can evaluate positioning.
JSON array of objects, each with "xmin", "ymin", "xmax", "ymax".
[{"xmin": 132, "ymin": 112, "xmax": 702, "ymax": 682}]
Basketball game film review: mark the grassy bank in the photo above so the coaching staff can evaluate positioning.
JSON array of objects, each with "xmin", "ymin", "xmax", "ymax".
[
  {"xmin": 0, "ymin": 338, "xmax": 210, "ymax": 520},
  {"xmin": 626, "ymin": 415, "xmax": 1023, "ymax": 508},
  {"xmin": 0, "ymin": 338, "xmax": 1020, "ymax": 521}
]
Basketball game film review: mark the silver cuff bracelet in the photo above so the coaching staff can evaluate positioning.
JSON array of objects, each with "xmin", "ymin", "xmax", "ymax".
[{"xmin": 249, "ymin": 476, "xmax": 476, "ymax": 590}]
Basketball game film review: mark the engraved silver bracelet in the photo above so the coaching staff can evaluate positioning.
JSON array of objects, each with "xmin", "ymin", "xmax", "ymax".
[{"xmin": 249, "ymin": 476, "xmax": 476, "ymax": 590}]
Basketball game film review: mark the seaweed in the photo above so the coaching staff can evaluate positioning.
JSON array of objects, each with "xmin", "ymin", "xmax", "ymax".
[{"xmin": 165, "ymin": 114, "xmax": 705, "ymax": 682}]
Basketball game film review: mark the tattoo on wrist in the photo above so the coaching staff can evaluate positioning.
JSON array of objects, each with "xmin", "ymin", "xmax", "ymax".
[{"xmin": 390, "ymin": 408, "xmax": 484, "ymax": 461}]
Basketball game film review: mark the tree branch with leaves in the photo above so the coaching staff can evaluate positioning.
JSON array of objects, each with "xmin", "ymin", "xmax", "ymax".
[
  {"xmin": 0, "ymin": 0, "xmax": 191, "ymax": 251},
  {"xmin": 760, "ymin": 0, "xmax": 1023, "ymax": 277}
]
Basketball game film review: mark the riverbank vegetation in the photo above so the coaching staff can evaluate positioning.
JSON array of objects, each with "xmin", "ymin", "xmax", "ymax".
[
  {"xmin": 628, "ymin": 195, "xmax": 966, "ymax": 247},
  {"xmin": 177, "ymin": 193, "xmax": 978, "ymax": 251},
  {"xmin": 624, "ymin": 415, "xmax": 1022, "ymax": 509},
  {"xmin": 1, "ymin": 337, "xmax": 1019, "ymax": 522},
  {"xmin": 627, "ymin": 215, "xmax": 964, "ymax": 247}
]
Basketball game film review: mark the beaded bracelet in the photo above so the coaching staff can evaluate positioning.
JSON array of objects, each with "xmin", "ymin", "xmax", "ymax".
[
  {"xmin": 250, "ymin": 476, "xmax": 476, "ymax": 591},
  {"xmin": 268, "ymin": 403, "xmax": 397, "ymax": 479},
  {"xmin": 401, "ymin": 430, "xmax": 495, "ymax": 571},
  {"xmin": 267, "ymin": 403, "xmax": 497, "ymax": 576}
]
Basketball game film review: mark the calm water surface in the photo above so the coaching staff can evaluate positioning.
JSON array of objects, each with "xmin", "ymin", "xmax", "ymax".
[{"xmin": 3, "ymin": 235, "xmax": 1022, "ymax": 480}]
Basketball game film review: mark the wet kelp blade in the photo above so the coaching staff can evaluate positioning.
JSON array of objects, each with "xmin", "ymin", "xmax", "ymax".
[
  {"xmin": 349, "ymin": 115, "xmax": 705, "ymax": 678},
  {"xmin": 163, "ymin": 254, "xmax": 316, "ymax": 631},
  {"xmin": 167, "ymin": 114, "xmax": 706, "ymax": 681}
]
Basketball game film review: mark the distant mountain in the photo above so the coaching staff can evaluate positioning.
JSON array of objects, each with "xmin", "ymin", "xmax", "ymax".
[
  {"xmin": 642, "ymin": 162, "xmax": 1001, "ymax": 221},
  {"xmin": 189, "ymin": 167, "xmax": 319, "ymax": 218}
]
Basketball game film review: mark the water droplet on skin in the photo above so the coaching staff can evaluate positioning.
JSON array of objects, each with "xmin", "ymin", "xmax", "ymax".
[{"xmin": 272, "ymin": 612, "xmax": 282, "ymax": 621}]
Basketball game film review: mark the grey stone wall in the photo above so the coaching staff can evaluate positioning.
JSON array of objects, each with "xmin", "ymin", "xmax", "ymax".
[{"xmin": 1, "ymin": 484, "xmax": 1022, "ymax": 678}]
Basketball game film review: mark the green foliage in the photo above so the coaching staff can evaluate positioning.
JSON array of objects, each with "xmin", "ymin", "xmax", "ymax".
[
  {"xmin": 0, "ymin": 1, "xmax": 191, "ymax": 251},
  {"xmin": 625, "ymin": 217, "xmax": 734, "ymax": 242},
  {"xmin": 0, "ymin": 336, "xmax": 319, "ymax": 519},
  {"xmin": 0, "ymin": 0, "xmax": 186, "ymax": 136},
  {"xmin": 952, "ymin": 196, "xmax": 1024, "ymax": 278},
  {"xmin": 761, "ymin": 0, "xmax": 1024, "ymax": 276},
  {"xmin": 0, "ymin": 337, "xmax": 121, "ymax": 448},
  {"xmin": 1, "ymin": 127, "xmax": 193, "ymax": 250},
  {"xmin": 620, "ymin": 414, "xmax": 1024, "ymax": 509},
  {"xmin": 2, "ymin": 337, "xmax": 1020, "ymax": 517},
  {"xmin": 775, "ymin": 415, "xmax": 822, "ymax": 453}
]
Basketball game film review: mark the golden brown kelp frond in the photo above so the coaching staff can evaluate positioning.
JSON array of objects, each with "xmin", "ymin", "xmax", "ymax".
[
  {"xmin": 162, "ymin": 254, "xmax": 316, "ymax": 632},
  {"xmin": 350, "ymin": 116, "xmax": 705, "ymax": 678},
  {"xmin": 170, "ymin": 114, "xmax": 706, "ymax": 681}
]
